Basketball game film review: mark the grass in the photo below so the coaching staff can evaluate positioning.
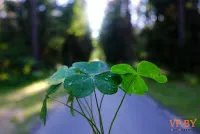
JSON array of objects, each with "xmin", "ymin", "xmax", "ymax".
[
  {"xmin": 0, "ymin": 67, "xmax": 68, "ymax": 134},
  {"xmin": 0, "ymin": 69, "xmax": 51, "ymax": 94},
  {"xmin": 147, "ymin": 79, "xmax": 200, "ymax": 129}
]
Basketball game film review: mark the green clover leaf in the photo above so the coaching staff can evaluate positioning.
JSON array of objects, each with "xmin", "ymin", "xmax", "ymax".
[
  {"xmin": 40, "ymin": 98, "xmax": 47, "ymax": 126},
  {"xmin": 111, "ymin": 61, "xmax": 167, "ymax": 95},
  {"xmin": 111, "ymin": 64, "xmax": 136, "ymax": 74},
  {"xmin": 137, "ymin": 61, "xmax": 168, "ymax": 83},
  {"xmin": 64, "ymin": 74, "xmax": 95, "ymax": 98},
  {"xmin": 66, "ymin": 95, "xmax": 75, "ymax": 116},
  {"xmin": 72, "ymin": 61, "xmax": 109, "ymax": 75},
  {"xmin": 94, "ymin": 71, "xmax": 122, "ymax": 95},
  {"xmin": 64, "ymin": 71, "xmax": 121, "ymax": 98},
  {"xmin": 47, "ymin": 66, "xmax": 77, "ymax": 85},
  {"xmin": 40, "ymin": 83, "xmax": 62, "ymax": 126}
]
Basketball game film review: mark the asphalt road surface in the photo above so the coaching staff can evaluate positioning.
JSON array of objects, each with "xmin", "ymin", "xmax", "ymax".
[{"xmin": 33, "ymin": 90, "xmax": 199, "ymax": 134}]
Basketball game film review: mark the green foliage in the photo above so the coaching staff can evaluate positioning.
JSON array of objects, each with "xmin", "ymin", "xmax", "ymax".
[
  {"xmin": 111, "ymin": 61, "xmax": 167, "ymax": 95},
  {"xmin": 66, "ymin": 95, "xmax": 75, "ymax": 116},
  {"xmin": 64, "ymin": 74, "xmax": 95, "ymax": 98},
  {"xmin": 67, "ymin": 0, "xmax": 89, "ymax": 36},
  {"xmin": 40, "ymin": 83, "xmax": 62, "ymax": 126},
  {"xmin": 94, "ymin": 71, "xmax": 121, "ymax": 95},
  {"xmin": 40, "ymin": 98, "xmax": 47, "ymax": 125},
  {"xmin": 111, "ymin": 64, "xmax": 136, "ymax": 74},
  {"xmin": 99, "ymin": 0, "xmax": 134, "ymax": 64},
  {"xmin": 46, "ymin": 84, "xmax": 62, "ymax": 96},
  {"xmin": 47, "ymin": 66, "xmax": 69, "ymax": 85},
  {"xmin": 72, "ymin": 61, "xmax": 109, "ymax": 75},
  {"xmin": 137, "ymin": 61, "xmax": 167, "ymax": 83},
  {"xmin": 40, "ymin": 60, "xmax": 167, "ymax": 128}
]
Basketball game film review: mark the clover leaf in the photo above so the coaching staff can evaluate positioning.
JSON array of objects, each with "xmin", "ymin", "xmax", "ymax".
[
  {"xmin": 120, "ymin": 74, "xmax": 136, "ymax": 94},
  {"xmin": 46, "ymin": 83, "xmax": 62, "ymax": 96},
  {"xmin": 137, "ymin": 61, "xmax": 168, "ymax": 83},
  {"xmin": 40, "ymin": 83, "xmax": 62, "ymax": 125},
  {"xmin": 64, "ymin": 74, "xmax": 95, "ymax": 98},
  {"xmin": 64, "ymin": 71, "xmax": 121, "ymax": 98},
  {"xmin": 132, "ymin": 75, "xmax": 148, "ymax": 95},
  {"xmin": 66, "ymin": 95, "xmax": 75, "ymax": 116},
  {"xmin": 111, "ymin": 61, "xmax": 167, "ymax": 95},
  {"xmin": 46, "ymin": 66, "xmax": 68, "ymax": 85},
  {"xmin": 72, "ymin": 61, "xmax": 109, "ymax": 75},
  {"xmin": 154, "ymin": 75, "xmax": 168, "ymax": 83},
  {"xmin": 111, "ymin": 64, "xmax": 136, "ymax": 74},
  {"xmin": 40, "ymin": 98, "xmax": 47, "ymax": 126},
  {"xmin": 94, "ymin": 71, "xmax": 122, "ymax": 95}
]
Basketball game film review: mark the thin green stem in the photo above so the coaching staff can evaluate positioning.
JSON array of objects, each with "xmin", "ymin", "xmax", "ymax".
[
  {"xmin": 100, "ymin": 95, "xmax": 105, "ymax": 110},
  {"xmin": 76, "ymin": 98, "xmax": 86, "ymax": 115},
  {"xmin": 84, "ymin": 97, "xmax": 96, "ymax": 125},
  {"xmin": 90, "ymin": 95, "xmax": 97, "ymax": 125},
  {"xmin": 76, "ymin": 98, "xmax": 98, "ymax": 133},
  {"xmin": 79, "ymin": 98, "xmax": 92, "ymax": 119},
  {"xmin": 48, "ymin": 96, "xmax": 100, "ymax": 134},
  {"xmin": 94, "ymin": 90, "xmax": 104, "ymax": 134},
  {"xmin": 108, "ymin": 93, "xmax": 126, "ymax": 134}
]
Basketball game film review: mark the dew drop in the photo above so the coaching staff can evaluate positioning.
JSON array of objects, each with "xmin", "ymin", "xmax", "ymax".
[
  {"xmin": 108, "ymin": 75, "xmax": 112, "ymax": 77},
  {"xmin": 68, "ymin": 82, "xmax": 72, "ymax": 86},
  {"xmin": 105, "ymin": 78, "xmax": 108, "ymax": 80}
]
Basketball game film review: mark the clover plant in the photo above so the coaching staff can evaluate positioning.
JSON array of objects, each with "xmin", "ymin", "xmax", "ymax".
[{"xmin": 40, "ymin": 61, "xmax": 167, "ymax": 134}]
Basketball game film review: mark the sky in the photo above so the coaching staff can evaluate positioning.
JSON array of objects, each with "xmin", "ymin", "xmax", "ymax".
[{"xmin": 56, "ymin": 0, "xmax": 141, "ymax": 38}]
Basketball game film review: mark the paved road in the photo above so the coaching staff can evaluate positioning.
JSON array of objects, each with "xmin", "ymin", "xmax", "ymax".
[{"xmin": 33, "ymin": 90, "xmax": 199, "ymax": 134}]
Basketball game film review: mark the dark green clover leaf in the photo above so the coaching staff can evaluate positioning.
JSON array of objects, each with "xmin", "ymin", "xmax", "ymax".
[
  {"xmin": 64, "ymin": 71, "xmax": 121, "ymax": 98},
  {"xmin": 47, "ymin": 66, "xmax": 69, "ymax": 85},
  {"xmin": 94, "ymin": 71, "xmax": 122, "ymax": 95},
  {"xmin": 66, "ymin": 95, "xmax": 75, "ymax": 116},
  {"xmin": 72, "ymin": 61, "xmax": 109, "ymax": 75},
  {"xmin": 40, "ymin": 98, "xmax": 47, "ymax": 126},
  {"xmin": 40, "ymin": 84, "xmax": 62, "ymax": 125},
  {"xmin": 64, "ymin": 74, "xmax": 95, "ymax": 98},
  {"xmin": 111, "ymin": 64, "xmax": 136, "ymax": 74},
  {"xmin": 46, "ymin": 83, "xmax": 62, "ymax": 96}
]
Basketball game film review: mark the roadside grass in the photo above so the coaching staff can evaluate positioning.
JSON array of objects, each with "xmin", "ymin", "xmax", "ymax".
[
  {"xmin": 13, "ymin": 85, "xmax": 67, "ymax": 134},
  {"xmin": 147, "ymin": 79, "xmax": 200, "ymax": 128},
  {"xmin": 0, "ymin": 77, "xmax": 68, "ymax": 134}
]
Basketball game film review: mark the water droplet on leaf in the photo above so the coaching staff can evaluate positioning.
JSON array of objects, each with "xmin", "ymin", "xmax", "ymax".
[{"xmin": 68, "ymin": 82, "xmax": 72, "ymax": 86}]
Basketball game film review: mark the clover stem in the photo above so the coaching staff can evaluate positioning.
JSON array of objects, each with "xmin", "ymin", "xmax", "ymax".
[
  {"xmin": 108, "ymin": 93, "xmax": 126, "ymax": 134},
  {"xmin": 84, "ymin": 97, "xmax": 96, "ymax": 125},
  {"xmin": 76, "ymin": 98, "xmax": 99, "ymax": 134},
  {"xmin": 94, "ymin": 90, "xmax": 104, "ymax": 134},
  {"xmin": 79, "ymin": 98, "xmax": 93, "ymax": 119},
  {"xmin": 48, "ymin": 96, "xmax": 100, "ymax": 134},
  {"xmin": 100, "ymin": 95, "xmax": 105, "ymax": 110}
]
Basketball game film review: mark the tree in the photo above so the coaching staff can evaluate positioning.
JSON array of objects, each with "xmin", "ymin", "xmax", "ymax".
[
  {"xmin": 99, "ymin": 0, "xmax": 134, "ymax": 65},
  {"xmin": 141, "ymin": 0, "xmax": 200, "ymax": 73},
  {"xmin": 30, "ymin": 0, "xmax": 39, "ymax": 63},
  {"xmin": 61, "ymin": 0, "xmax": 92, "ymax": 66}
]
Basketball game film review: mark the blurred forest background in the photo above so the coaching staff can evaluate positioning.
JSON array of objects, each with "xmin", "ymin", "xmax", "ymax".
[{"xmin": 0, "ymin": 0, "xmax": 200, "ymax": 133}]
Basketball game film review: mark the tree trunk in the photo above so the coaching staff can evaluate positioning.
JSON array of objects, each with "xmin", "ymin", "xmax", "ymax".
[
  {"xmin": 178, "ymin": 0, "xmax": 185, "ymax": 46},
  {"xmin": 30, "ymin": 0, "xmax": 39, "ymax": 63}
]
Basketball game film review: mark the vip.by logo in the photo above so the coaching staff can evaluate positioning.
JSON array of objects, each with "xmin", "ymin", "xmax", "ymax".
[{"xmin": 169, "ymin": 118, "xmax": 197, "ymax": 131}]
